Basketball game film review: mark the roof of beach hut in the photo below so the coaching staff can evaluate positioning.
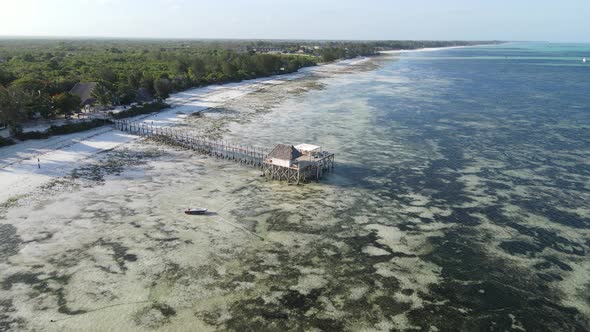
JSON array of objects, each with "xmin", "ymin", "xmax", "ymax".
[
  {"xmin": 69, "ymin": 82, "xmax": 98, "ymax": 105},
  {"xmin": 268, "ymin": 144, "xmax": 302, "ymax": 161}
]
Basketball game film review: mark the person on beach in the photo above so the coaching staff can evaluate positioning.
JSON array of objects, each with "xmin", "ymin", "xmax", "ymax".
[{"xmin": 37, "ymin": 158, "xmax": 40, "ymax": 169}]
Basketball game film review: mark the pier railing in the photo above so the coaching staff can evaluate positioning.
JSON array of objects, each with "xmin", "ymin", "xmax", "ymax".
[{"xmin": 113, "ymin": 119, "xmax": 268, "ymax": 168}]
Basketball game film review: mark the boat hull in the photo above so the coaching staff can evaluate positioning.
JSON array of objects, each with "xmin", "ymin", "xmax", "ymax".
[{"xmin": 184, "ymin": 209, "xmax": 207, "ymax": 215}]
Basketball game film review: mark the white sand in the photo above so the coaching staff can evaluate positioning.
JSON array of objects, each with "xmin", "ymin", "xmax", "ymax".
[{"xmin": 379, "ymin": 45, "xmax": 479, "ymax": 55}]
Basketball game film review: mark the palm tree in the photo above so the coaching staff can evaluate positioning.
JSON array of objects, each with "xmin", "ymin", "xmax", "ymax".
[{"xmin": 91, "ymin": 83, "xmax": 113, "ymax": 108}]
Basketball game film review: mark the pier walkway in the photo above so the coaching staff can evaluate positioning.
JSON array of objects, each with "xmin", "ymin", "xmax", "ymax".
[{"xmin": 113, "ymin": 119, "xmax": 267, "ymax": 167}]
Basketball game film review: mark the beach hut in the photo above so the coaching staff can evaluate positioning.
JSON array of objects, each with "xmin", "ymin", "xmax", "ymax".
[
  {"xmin": 266, "ymin": 144, "xmax": 302, "ymax": 167},
  {"xmin": 263, "ymin": 143, "xmax": 334, "ymax": 183},
  {"xmin": 70, "ymin": 82, "xmax": 98, "ymax": 106}
]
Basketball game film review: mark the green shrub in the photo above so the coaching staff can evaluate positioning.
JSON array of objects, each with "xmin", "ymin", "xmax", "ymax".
[
  {"xmin": 0, "ymin": 136, "xmax": 15, "ymax": 147},
  {"xmin": 13, "ymin": 119, "xmax": 109, "ymax": 141},
  {"xmin": 47, "ymin": 119, "xmax": 108, "ymax": 135},
  {"xmin": 15, "ymin": 131, "xmax": 50, "ymax": 140},
  {"xmin": 110, "ymin": 101, "xmax": 169, "ymax": 119}
]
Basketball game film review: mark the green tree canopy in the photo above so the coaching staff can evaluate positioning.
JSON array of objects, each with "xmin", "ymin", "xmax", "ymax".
[
  {"xmin": 52, "ymin": 92, "xmax": 81, "ymax": 117},
  {"xmin": 154, "ymin": 79, "xmax": 171, "ymax": 100},
  {"xmin": 0, "ymin": 68, "xmax": 16, "ymax": 86},
  {"xmin": 117, "ymin": 83, "xmax": 136, "ymax": 105},
  {"xmin": 0, "ymin": 85, "xmax": 28, "ymax": 135},
  {"xmin": 91, "ymin": 83, "xmax": 113, "ymax": 107},
  {"xmin": 10, "ymin": 77, "xmax": 47, "ymax": 93}
]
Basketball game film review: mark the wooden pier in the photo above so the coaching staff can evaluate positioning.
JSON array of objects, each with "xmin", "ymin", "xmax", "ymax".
[
  {"xmin": 262, "ymin": 144, "xmax": 334, "ymax": 184},
  {"xmin": 113, "ymin": 119, "xmax": 266, "ymax": 167},
  {"xmin": 113, "ymin": 119, "xmax": 334, "ymax": 183}
]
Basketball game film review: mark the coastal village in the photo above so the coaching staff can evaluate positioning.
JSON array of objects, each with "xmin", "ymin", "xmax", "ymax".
[{"xmin": 1, "ymin": 39, "xmax": 491, "ymax": 186}]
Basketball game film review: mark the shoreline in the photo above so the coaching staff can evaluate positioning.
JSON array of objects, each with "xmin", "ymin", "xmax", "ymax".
[
  {"xmin": 0, "ymin": 43, "xmax": 475, "ymax": 204},
  {"xmin": 378, "ymin": 44, "xmax": 481, "ymax": 55},
  {"xmin": 0, "ymin": 55, "xmax": 373, "ymax": 204}
]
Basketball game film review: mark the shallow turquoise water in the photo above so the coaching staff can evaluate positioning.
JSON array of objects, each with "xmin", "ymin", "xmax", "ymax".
[{"xmin": 219, "ymin": 42, "xmax": 590, "ymax": 330}]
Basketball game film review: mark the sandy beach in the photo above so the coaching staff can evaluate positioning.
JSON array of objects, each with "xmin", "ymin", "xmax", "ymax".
[{"xmin": 378, "ymin": 45, "xmax": 477, "ymax": 54}]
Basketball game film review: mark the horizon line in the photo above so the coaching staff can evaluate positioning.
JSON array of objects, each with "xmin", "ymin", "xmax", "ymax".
[{"xmin": 0, "ymin": 35, "xmax": 508, "ymax": 42}]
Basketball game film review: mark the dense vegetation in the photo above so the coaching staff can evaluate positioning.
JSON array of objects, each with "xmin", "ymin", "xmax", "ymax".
[
  {"xmin": 110, "ymin": 101, "xmax": 170, "ymax": 119},
  {"xmin": 0, "ymin": 39, "xmax": 497, "ymax": 137},
  {"xmin": 0, "ymin": 135, "xmax": 14, "ymax": 147},
  {"xmin": 14, "ymin": 119, "xmax": 108, "ymax": 140}
]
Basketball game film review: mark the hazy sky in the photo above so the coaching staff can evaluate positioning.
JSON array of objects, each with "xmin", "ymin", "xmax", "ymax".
[{"xmin": 0, "ymin": 0, "xmax": 588, "ymax": 41}]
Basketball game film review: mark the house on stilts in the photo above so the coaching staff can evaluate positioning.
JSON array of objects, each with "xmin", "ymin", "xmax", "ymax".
[{"xmin": 263, "ymin": 143, "xmax": 335, "ymax": 184}]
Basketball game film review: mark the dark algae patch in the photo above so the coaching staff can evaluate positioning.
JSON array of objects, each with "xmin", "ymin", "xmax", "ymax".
[
  {"xmin": 0, "ymin": 299, "xmax": 26, "ymax": 331},
  {"xmin": 2, "ymin": 272, "xmax": 86, "ymax": 316},
  {"xmin": 134, "ymin": 303, "xmax": 177, "ymax": 329},
  {"xmin": 96, "ymin": 238, "xmax": 137, "ymax": 272},
  {"xmin": 417, "ymin": 233, "xmax": 588, "ymax": 331},
  {"xmin": 70, "ymin": 149, "xmax": 163, "ymax": 183},
  {"xmin": 0, "ymin": 224, "xmax": 21, "ymax": 260}
]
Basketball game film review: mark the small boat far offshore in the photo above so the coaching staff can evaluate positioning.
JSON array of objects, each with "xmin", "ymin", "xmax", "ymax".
[
  {"xmin": 583, "ymin": 58, "xmax": 587, "ymax": 63},
  {"xmin": 185, "ymin": 208, "xmax": 208, "ymax": 215}
]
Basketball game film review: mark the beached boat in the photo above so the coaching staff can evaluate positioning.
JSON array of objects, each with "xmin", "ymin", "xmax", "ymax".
[{"xmin": 184, "ymin": 208, "xmax": 208, "ymax": 215}]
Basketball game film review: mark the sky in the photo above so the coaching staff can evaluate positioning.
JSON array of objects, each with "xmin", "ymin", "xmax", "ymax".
[{"xmin": 0, "ymin": 0, "xmax": 588, "ymax": 42}]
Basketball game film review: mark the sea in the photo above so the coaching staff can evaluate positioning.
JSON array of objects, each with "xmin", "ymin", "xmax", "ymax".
[
  {"xmin": 1, "ymin": 42, "xmax": 589, "ymax": 331},
  {"xmin": 215, "ymin": 42, "xmax": 590, "ymax": 331}
]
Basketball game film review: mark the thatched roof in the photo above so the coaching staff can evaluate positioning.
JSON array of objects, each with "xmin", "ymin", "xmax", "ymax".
[
  {"xmin": 70, "ymin": 82, "xmax": 97, "ymax": 105},
  {"xmin": 268, "ymin": 144, "xmax": 302, "ymax": 161}
]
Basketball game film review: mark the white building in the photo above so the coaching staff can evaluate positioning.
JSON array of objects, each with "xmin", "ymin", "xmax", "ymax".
[{"xmin": 295, "ymin": 144, "xmax": 321, "ymax": 154}]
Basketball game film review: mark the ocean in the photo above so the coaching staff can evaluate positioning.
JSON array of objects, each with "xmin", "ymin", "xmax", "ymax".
[
  {"xmin": 214, "ymin": 42, "xmax": 590, "ymax": 330},
  {"xmin": 1, "ymin": 42, "xmax": 589, "ymax": 331}
]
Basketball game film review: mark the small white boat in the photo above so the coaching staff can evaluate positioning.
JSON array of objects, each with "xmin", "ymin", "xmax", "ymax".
[
  {"xmin": 184, "ymin": 208, "xmax": 208, "ymax": 215},
  {"xmin": 583, "ymin": 58, "xmax": 587, "ymax": 63}
]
